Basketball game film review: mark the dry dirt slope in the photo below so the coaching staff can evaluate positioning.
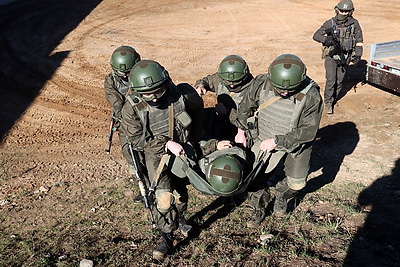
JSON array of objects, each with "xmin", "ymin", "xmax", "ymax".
[{"xmin": 0, "ymin": 0, "xmax": 399, "ymax": 265}]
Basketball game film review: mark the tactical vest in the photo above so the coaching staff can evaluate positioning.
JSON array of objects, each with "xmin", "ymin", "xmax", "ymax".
[
  {"xmin": 126, "ymin": 89, "xmax": 191, "ymax": 149},
  {"xmin": 333, "ymin": 19, "xmax": 356, "ymax": 53},
  {"xmin": 256, "ymin": 80, "xmax": 314, "ymax": 142},
  {"xmin": 322, "ymin": 18, "xmax": 356, "ymax": 60}
]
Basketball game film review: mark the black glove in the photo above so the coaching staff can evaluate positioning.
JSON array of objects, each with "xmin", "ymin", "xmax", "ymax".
[
  {"xmin": 352, "ymin": 56, "xmax": 361, "ymax": 65},
  {"xmin": 324, "ymin": 37, "xmax": 335, "ymax": 47}
]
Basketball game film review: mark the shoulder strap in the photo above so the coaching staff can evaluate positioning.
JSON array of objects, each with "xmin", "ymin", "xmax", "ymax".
[
  {"xmin": 251, "ymin": 79, "xmax": 281, "ymax": 115},
  {"xmin": 295, "ymin": 80, "xmax": 315, "ymax": 101},
  {"xmin": 168, "ymin": 104, "xmax": 174, "ymax": 139},
  {"xmin": 255, "ymin": 95, "xmax": 281, "ymax": 115},
  {"xmin": 126, "ymin": 95, "xmax": 148, "ymax": 123},
  {"xmin": 126, "ymin": 95, "xmax": 149, "ymax": 148}
]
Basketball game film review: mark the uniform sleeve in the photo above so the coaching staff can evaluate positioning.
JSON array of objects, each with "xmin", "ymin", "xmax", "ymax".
[
  {"xmin": 104, "ymin": 73, "xmax": 124, "ymax": 121},
  {"xmin": 275, "ymin": 84, "xmax": 323, "ymax": 152},
  {"xmin": 312, "ymin": 19, "xmax": 331, "ymax": 44},
  {"xmin": 233, "ymin": 74, "xmax": 265, "ymax": 129},
  {"xmin": 120, "ymin": 102, "xmax": 144, "ymax": 148},
  {"xmin": 194, "ymin": 72, "xmax": 221, "ymax": 93},
  {"xmin": 353, "ymin": 19, "xmax": 364, "ymax": 57}
]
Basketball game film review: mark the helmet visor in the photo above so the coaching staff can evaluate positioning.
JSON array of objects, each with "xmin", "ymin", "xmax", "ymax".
[{"xmin": 338, "ymin": 8, "xmax": 351, "ymax": 13}]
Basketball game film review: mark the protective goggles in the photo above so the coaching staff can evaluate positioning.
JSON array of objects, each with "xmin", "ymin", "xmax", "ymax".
[
  {"xmin": 139, "ymin": 86, "xmax": 167, "ymax": 101},
  {"xmin": 274, "ymin": 87, "xmax": 293, "ymax": 97},
  {"xmin": 114, "ymin": 70, "xmax": 130, "ymax": 77},
  {"xmin": 223, "ymin": 79, "xmax": 243, "ymax": 89}
]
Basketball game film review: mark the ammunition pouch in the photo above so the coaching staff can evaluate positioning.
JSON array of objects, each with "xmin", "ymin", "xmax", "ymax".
[
  {"xmin": 246, "ymin": 116, "xmax": 258, "ymax": 147},
  {"xmin": 321, "ymin": 46, "xmax": 331, "ymax": 59}
]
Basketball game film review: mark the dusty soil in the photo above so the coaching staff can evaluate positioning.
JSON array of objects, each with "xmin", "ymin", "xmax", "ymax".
[{"xmin": 0, "ymin": 0, "xmax": 399, "ymax": 266}]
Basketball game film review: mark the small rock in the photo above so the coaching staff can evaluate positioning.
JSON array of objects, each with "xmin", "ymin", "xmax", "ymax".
[
  {"xmin": 58, "ymin": 255, "xmax": 67, "ymax": 260},
  {"xmin": 39, "ymin": 186, "xmax": 50, "ymax": 192},
  {"xmin": 80, "ymin": 259, "xmax": 93, "ymax": 267},
  {"xmin": 259, "ymin": 234, "xmax": 274, "ymax": 245}
]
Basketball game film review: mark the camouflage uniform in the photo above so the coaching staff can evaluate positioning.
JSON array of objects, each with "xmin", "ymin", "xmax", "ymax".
[
  {"xmin": 120, "ymin": 82, "xmax": 202, "ymax": 234},
  {"xmin": 104, "ymin": 46, "xmax": 140, "ymax": 177},
  {"xmin": 234, "ymin": 74, "xmax": 323, "ymax": 221},
  {"xmin": 104, "ymin": 72, "xmax": 131, "ymax": 159},
  {"xmin": 313, "ymin": 0, "xmax": 363, "ymax": 113},
  {"xmin": 194, "ymin": 56, "xmax": 254, "ymax": 141}
]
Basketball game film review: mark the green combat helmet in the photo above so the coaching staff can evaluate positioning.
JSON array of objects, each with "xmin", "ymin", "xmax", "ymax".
[
  {"xmin": 110, "ymin": 46, "xmax": 141, "ymax": 76},
  {"xmin": 218, "ymin": 55, "xmax": 249, "ymax": 90},
  {"xmin": 267, "ymin": 54, "xmax": 306, "ymax": 95},
  {"xmin": 129, "ymin": 60, "xmax": 169, "ymax": 101},
  {"xmin": 335, "ymin": 0, "xmax": 354, "ymax": 19},
  {"xmin": 206, "ymin": 155, "xmax": 243, "ymax": 193}
]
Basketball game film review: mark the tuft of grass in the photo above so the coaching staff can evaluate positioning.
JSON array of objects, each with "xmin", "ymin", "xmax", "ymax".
[{"xmin": 0, "ymin": 164, "xmax": 9, "ymax": 182}]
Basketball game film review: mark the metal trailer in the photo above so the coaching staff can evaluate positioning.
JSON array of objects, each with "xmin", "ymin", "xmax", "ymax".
[{"xmin": 366, "ymin": 40, "xmax": 400, "ymax": 93}]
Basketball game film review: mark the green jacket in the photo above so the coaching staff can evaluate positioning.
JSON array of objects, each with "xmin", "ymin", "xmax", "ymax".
[
  {"xmin": 120, "ymin": 82, "xmax": 203, "ymax": 153},
  {"xmin": 234, "ymin": 75, "xmax": 323, "ymax": 153},
  {"xmin": 194, "ymin": 72, "xmax": 254, "ymax": 112},
  {"xmin": 313, "ymin": 16, "xmax": 364, "ymax": 60},
  {"xmin": 104, "ymin": 72, "xmax": 130, "ymax": 122}
]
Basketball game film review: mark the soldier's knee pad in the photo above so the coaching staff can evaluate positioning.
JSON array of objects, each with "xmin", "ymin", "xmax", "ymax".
[
  {"xmin": 156, "ymin": 190, "xmax": 174, "ymax": 213},
  {"xmin": 287, "ymin": 176, "xmax": 306, "ymax": 191}
]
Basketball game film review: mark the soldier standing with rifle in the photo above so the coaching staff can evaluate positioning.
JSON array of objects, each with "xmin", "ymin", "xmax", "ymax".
[
  {"xmin": 313, "ymin": 0, "xmax": 363, "ymax": 114},
  {"xmin": 120, "ymin": 60, "xmax": 203, "ymax": 261}
]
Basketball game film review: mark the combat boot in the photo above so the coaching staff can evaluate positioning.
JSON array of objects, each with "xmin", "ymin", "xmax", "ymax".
[
  {"xmin": 246, "ymin": 209, "xmax": 266, "ymax": 228},
  {"xmin": 133, "ymin": 194, "xmax": 144, "ymax": 204},
  {"xmin": 153, "ymin": 232, "xmax": 173, "ymax": 261},
  {"xmin": 178, "ymin": 218, "xmax": 192, "ymax": 237},
  {"xmin": 273, "ymin": 188, "xmax": 297, "ymax": 216},
  {"xmin": 223, "ymin": 196, "xmax": 236, "ymax": 208}
]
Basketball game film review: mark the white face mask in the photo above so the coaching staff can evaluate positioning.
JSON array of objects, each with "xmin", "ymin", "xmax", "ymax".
[{"xmin": 336, "ymin": 9, "xmax": 351, "ymax": 21}]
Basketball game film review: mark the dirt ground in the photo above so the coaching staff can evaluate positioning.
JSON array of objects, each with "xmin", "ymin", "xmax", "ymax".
[{"xmin": 0, "ymin": 0, "xmax": 399, "ymax": 265}]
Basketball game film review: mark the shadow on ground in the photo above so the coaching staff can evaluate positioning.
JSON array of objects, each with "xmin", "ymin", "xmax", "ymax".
[
  {"xmin": 0, "ymin": 0, "xmax": 102, "ymax": 142},
  {"xmin": 294, "ymin": 121, "xmax": 360, "ymax": 206},
  {"xmin": 344, "ymin": 158, "xmax": 400, "ymax": 266},
  {"xmin": 338, "ymin": 60, "xmax": 368, "ymax": 100}
]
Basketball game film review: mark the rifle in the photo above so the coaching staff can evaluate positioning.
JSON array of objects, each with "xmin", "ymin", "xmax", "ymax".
[
  {"xmin": 127, "ymin": 142, "xmax": 156, "ymax": 229},
  {"xmin": 326, "ymin": 27, "xmax": 348, "ymax": 70},
  {"xmin": 105, "ymin": 118, "xmax": 116, "ymax": 154}
]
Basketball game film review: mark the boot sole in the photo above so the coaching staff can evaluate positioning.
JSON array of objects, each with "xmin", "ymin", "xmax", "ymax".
[{"xmin": 152, "ymin": 251, "xmax": 166, "ymax": 261}]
